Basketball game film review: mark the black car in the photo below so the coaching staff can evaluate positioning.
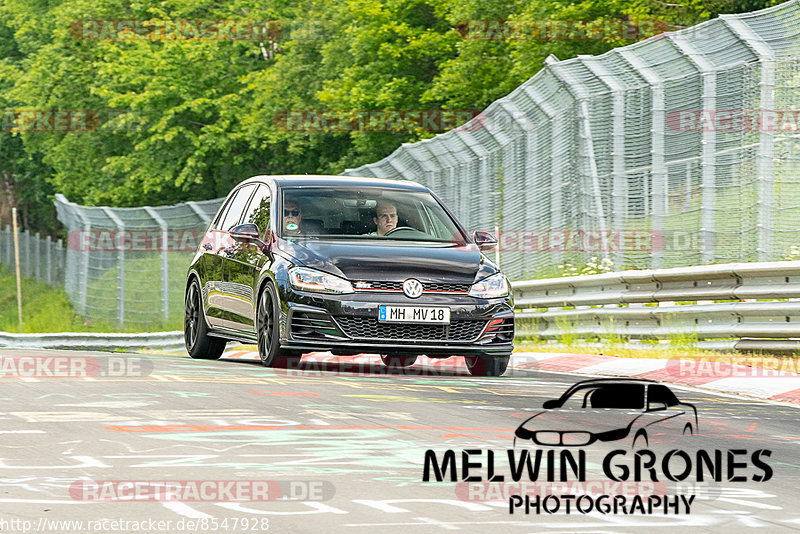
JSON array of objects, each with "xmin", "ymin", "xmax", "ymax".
[
  {"xmin": 514, "ymin": 379, "xmax": 699, "ymax": 448},
  {"xmin": 184, "ymin": 175, "xmax": 514, "ymax": 376}
]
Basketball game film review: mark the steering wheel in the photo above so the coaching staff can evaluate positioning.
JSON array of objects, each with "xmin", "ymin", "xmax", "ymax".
[{"xmin": 383, "ymin": 226, "xmax": 417, "ymax": 236}]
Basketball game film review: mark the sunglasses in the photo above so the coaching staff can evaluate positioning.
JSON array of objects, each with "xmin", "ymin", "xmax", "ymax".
[{"xmin": 284, "ymin": 209, "xmax": 300, "ymax": 217}]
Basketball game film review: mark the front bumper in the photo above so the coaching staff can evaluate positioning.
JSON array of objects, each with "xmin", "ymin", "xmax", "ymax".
[{"xmin": 278, "ymin": 288, "xmax": 514, "ymax": 358}]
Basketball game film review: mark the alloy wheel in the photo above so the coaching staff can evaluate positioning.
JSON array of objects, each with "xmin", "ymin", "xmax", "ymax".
[
  {"xmin": 258, "ymin": 290, "xmax": 274, "ymax": 364},
  {"xmin": 184, "ymin": 283, "xmax": 199, "ymax": 349}
]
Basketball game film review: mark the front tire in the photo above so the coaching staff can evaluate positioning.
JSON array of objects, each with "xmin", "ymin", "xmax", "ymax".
[
  {"xmin": 465, "ymin": 354, "xmax": 510, "ymax": 377},
  {"xmin": 185, "ymin": 278, "xmax": 226, "ymax": 360},
  {"xmin": 257, "ymin": 283, "xmax": 299, "ymax": 368}
]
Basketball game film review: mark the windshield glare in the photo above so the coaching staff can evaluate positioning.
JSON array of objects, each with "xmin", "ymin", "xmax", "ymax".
[{"xmin": 280, "ymin": 187, "xmax": 467, "ymax": 244}]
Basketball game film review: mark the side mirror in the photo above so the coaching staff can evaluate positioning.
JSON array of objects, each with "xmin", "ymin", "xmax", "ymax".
[
  {"xmin": 230, "ymin": 223, "xmax": 262, "ymax": 243},
  {"xmin": 543, "ymin": 399, "xmax": 560, "ymax": 409},
  {"xmin": 473, "ymin": 230, "xmax": 498, "ymax": 251}
]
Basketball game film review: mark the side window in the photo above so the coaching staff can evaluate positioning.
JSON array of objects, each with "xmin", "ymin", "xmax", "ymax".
[
  {"xmin": 219, "ymin": 185, "xmax": 256, "ymax": 232},
  {"xmin": 212, "ymin": 190, "xmax": 238, "ymax": 230},
  {"xmin": 244, "ymin": 184, "xmax": 271, "ymax": 237},
  {"xmin": 648, "ymin": 385, "xmax": 679, "ymax": 406}
]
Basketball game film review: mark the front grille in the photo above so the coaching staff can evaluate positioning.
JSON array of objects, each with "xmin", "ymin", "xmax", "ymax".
[
  {"xmin": 355, "ymin": 281, "xmax": 470, "ymax": 293},
  {"xmin": 533, "ymin": 431, "xmax": 592, "ymax": 447},
  {"xmin": 427, "ymin": 283, "xmax": 471, "ymax": 292},
  {"xmin": 291, "ymin": 311, "xmax": 345, "ymax": 340},
  {"xmin": 334, "ymin": 316, "xmax": 485, "ymax": 341},
  {"xmin": 367, "ymin": 281, "xmax": 402, "ymax": 291}
]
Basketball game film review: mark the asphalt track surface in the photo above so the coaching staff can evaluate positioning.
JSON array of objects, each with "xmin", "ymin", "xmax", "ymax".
[{"xmin": 1, "ymin": 348, "xmax": 799, "ymax": 533}]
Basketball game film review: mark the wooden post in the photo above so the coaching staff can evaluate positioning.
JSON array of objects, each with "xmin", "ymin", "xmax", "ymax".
[{"xmin": 11, "ymin": 208, "xmax": 22, "ymax": 329}]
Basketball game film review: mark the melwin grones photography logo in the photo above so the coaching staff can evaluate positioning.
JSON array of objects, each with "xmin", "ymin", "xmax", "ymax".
[{"xmin": 421, "ymin": 379, "xmax": 774, "ymax": 516}]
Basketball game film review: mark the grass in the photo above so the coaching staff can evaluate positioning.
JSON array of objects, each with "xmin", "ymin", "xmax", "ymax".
[
  {"xmin": 0, "ymin": 264, "xmax": 112, "ymax": 332},
  {"xmin": 0, "ymin": 263, "xmax": 184, "ymax": 333}
]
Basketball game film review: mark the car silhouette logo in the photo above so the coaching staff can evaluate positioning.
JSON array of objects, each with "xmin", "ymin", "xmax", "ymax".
[
  {"xmin": 403, "ymin": 278, "xmax": 424, "ymax": 298},
  {"xmin": 513, "ymin": 378, "xmax": 698, "ymax": 448}
]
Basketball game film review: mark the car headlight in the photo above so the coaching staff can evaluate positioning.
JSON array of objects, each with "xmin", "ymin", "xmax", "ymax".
[
  {"xmin": 289, "ymin": 267, "xmax": 354, "ymax": 294},
  {"xmin": 469, "ymin": 273, "xmax": 509, "ymax": 298}
]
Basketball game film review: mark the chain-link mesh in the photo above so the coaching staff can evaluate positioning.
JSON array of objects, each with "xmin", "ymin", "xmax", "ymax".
[
  {"xmin": 0, "ymin": 225, "xmax": 66, "ymax": 288},
  {"xmin": 30, "ymin": 2, "xmax": 800, "ymax": 329},
  {"xmin": 342, "ymin": 1, "xmax": 800, "ymax": 280},
  {"xmin": 54, "ymin": 194, "xmax": 223, "ymax": 330}
]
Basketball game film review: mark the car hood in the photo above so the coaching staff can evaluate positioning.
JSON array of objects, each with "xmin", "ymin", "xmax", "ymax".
[
  {"xmin": 516, "ymin": 409, "xmax": 642, "ymax": 436},
  {"xmin": 278, "ymin": 238, "xmax": 495, "ymax": 283}
]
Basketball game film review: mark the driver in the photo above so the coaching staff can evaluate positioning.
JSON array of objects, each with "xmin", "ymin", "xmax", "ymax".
[{"xmin": 370, "ymin": 200, "xmax": 398, "ymax": 236}]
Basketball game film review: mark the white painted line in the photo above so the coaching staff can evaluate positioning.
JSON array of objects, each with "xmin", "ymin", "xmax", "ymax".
[
  {"xmin": 0, "ymin": 430, "xmax": 46, "ymax": 434},
  {"xmin": 700, "ymin": 377, "xmax": 800, "ymax": 399},
  {"xmin": 573, "ymin": 358, "xmax": 668, "ymax": 376},
  {"xmin": 511, "ymin": 352, "xmax": 585, "ymax": 361},
  {"xmin": 161, "ymin": 501, "xmax": 214, "ymax": 518}
]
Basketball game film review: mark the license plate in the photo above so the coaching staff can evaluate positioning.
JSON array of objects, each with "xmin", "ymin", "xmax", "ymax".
[{"xmin": 378, "ymin": 305, "xmax": 450, "ymax": 324}]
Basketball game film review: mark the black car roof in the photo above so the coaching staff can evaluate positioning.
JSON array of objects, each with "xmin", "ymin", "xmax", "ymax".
[
  {"xmin": 556, "ymin": 378, "xmax": 663, "ymax": 401},
  {"xmin": 240, "ymin": 174, "xmax": 429, "ymax": 192}
]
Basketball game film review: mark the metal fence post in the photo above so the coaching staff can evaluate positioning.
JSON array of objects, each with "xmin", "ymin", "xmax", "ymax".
[
  {"xmin": 103, "ymin": 207, "xmax": 126, "ymax": 328},
  {"xmin": 34, "ymin": 233, "xmax": 41, "ymax": 280},
  {"xmin": 46, "ymin": 235, "xmax": 52, "ymax": 285},
  {"xmin": 56, "ymin": 239, "xmax": 64, "ymax": 286},
  {"xmin": 618, "ymin": 48, "xmax": 668, "ymax": 269},
  {"xmin": 2, "ymin": 225, "xmax": 8, "ymax": 268},
  {"xmin": 721, "ymin": 16, "xmax": 775, "ymax": 261},
  {"xmin": 145, "ymin": 207, "xmax": 170, "ymax": 321},
  {"xmin": 79, "ymin": 218, "xmax": 90, "ymax": 315},
  {"xmin": 24, "ymin": 229, "xmax": 31, "ymax": 278}
]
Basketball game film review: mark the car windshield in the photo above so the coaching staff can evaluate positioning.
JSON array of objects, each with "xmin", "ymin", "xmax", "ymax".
[
  {"xmin": 560, "ymin": 384, "xmax": 645, "ymax": 410},
  {"xmin": 280, "ymin": 187, "xmax": 467, "ymax": 243}
]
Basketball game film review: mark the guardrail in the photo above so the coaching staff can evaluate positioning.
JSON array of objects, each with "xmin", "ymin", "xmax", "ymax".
[
  {"xmin": 4, "ymin": 260, "xmax": 800, "ymax": 353},
  {"xmin": 511, "ymin": 261, "xmax": 800, "ymax": 353},
  {"xmin": 0, "ymin": 331, "xmax": 184, "ymax": 351}
]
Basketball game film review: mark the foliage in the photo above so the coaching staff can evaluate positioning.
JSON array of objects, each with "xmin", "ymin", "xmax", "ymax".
[{"xmin": 0, "ymin": 0, "xmax": 784, "ymax": 232}]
